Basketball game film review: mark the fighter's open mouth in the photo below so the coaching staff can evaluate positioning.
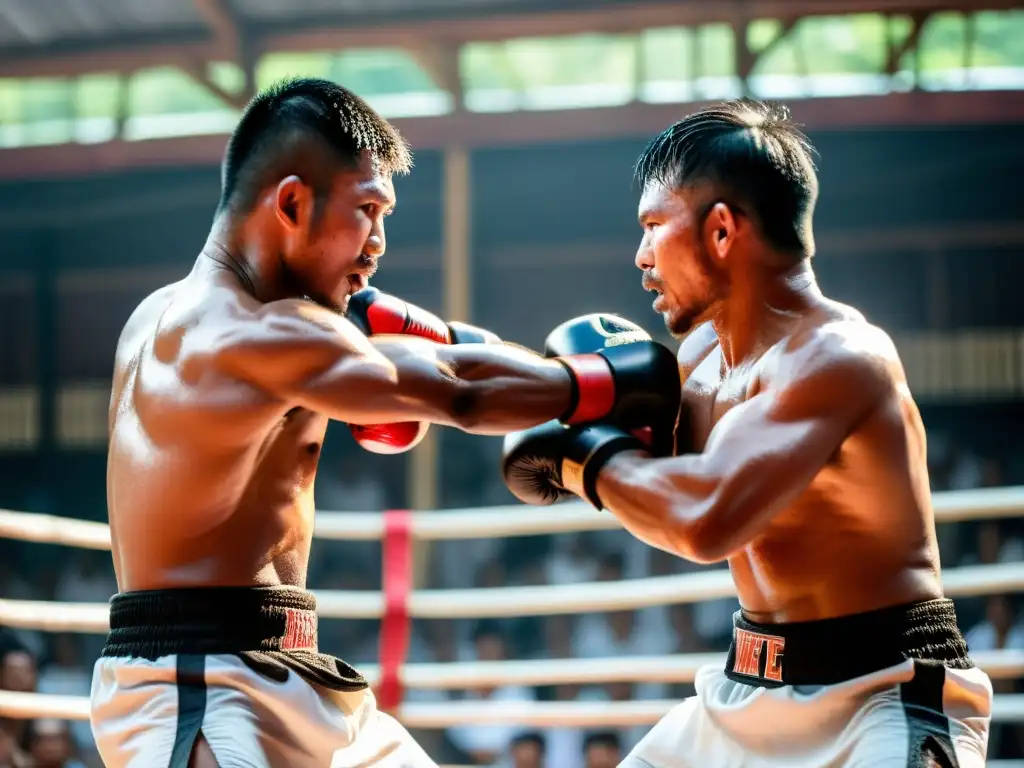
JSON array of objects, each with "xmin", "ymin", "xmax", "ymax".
[{"xmin": 347, "ymin": 273, "xmax": 368, "ymax": 294}]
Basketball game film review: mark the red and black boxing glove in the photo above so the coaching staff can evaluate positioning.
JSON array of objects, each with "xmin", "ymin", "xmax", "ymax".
[
  {"xmin": 346, "ymin": 287, "xmax": 502, "ymax": 454},
  {"xmin": 544, "ymin": 314, "xmax": 680, "ymax": 457},
  {"xmin": 347, "ymin": 287, "xmax": 501, "ymax": 345}
]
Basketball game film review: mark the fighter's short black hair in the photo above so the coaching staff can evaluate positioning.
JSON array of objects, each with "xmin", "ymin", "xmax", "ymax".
[
  {"xmin": 634, "ymin": 99, "xmax": 818, "ymax": 258},
  {"xmin": 218, "ymin": 77, "xmax": 412, "ymax": 214}
]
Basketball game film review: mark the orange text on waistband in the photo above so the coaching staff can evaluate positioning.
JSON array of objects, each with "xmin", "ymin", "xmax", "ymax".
[
  {"xmin": 732, "ymin": 628, "xmax": 785, "ymax": 683},
  {"xmin": 281, "ymin": 608, "xmax": 318, "ymax": 651}
]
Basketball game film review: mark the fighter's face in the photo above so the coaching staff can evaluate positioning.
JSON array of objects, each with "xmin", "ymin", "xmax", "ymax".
[
  {"xmin": 635, "ymin": 181, "xmax": 723, "ymax": 337},
  {"xmin": 275, "ymin": 151, "xmax": 395, "ymax": 313}
]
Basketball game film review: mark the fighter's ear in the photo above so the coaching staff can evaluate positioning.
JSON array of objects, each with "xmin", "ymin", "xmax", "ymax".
[
  {"xmin": 702, "ymin": 202, "xmax": 739, "ymax": 264},
  {"xmin": 275, "ymin": 175, "xmax": 313, "ymax": 233}
]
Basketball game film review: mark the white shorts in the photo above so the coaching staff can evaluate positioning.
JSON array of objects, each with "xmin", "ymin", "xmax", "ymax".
[
  {"xmin": 623, "ymin": 659, "xmax": 992, "ymax": 768},
  {"xmin": 90, "ymin": 653, "xmax": 437, "ymax": 768}
]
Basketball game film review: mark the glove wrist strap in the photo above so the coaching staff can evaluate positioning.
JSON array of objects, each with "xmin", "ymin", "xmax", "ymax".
[
  {"xmin": 556, "ymin": 354, "xmax": 614, "ymax": 424},
  {"xmin": 563, "ymin": 426, "xmax": 646, "ymax": 510}
]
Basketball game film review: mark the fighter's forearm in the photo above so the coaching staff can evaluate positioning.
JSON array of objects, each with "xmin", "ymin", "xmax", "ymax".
[
  {"xmin": 432, "ymin": 342, "xmax": 574, "ymax": 434},
  {"xmin": 361, "ymin": 337, "xmax": 574, "ymax": 434},
  {"xmin": 596, "ymin": 451, "xmax": 729, "ymax": 564}
]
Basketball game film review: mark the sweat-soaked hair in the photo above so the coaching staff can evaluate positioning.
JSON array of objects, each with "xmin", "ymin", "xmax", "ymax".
[
  {"xmin": 217, "ymin": 77, "xmax": 412, "ymax": 216},
  {"xmin": 634, "ymin": 99, "xmax": 818, "ymax": 259}
]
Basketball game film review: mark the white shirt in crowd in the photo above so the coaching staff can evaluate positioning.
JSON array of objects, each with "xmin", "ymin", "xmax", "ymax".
[
  {"xmin": 446, "ymin": 685, "xmax": 535, "ymax": 757},
  {"xmin": 572, "ymin": 609, "xmax": 674, "ymax": 660},
  {"xmin": 965, "ymin": 620, "xmax": 1024, "ymax": 651},
  {"xmin": 37, "ymin": 665, "xmax": 94, "ymax": 753}
]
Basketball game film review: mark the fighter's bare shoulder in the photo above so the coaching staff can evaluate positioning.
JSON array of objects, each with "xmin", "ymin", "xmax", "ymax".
[
  {"xmin": 179, "ymin": 289, "xmax": 377, "ymax": 398},
  {"xmin": 771, "ymin": 312, "xmax": 905, "ymax": 417}
]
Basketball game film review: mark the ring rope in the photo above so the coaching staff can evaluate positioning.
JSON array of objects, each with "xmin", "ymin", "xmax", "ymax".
[
  {"xmin": 1, "ymin": 561, "xmax": 1020, "ymax": 630},
  {"xmin": 354, "ymin": 649, "xmax": 1024, "ymax": 689},
  {"xmin": 1, "ymin": 484, "xmax": 1022, "ymax": 547},
  {"xmin": 2, "ymin": 689, "xmax": 1021, "ymax": 728}
]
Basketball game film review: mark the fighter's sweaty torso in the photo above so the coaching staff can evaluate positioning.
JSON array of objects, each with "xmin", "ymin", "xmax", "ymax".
[
  {"xmin": 677, "ymin": 300, "xmax": 943, "ymax": 624},
  {"xmin": 108, "ymin": 267, "xmax": 325, "ymax": 593}
]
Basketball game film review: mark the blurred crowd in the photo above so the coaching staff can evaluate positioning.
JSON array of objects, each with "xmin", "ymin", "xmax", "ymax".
[{"xmin": 0, "ymin": 434, "xmax": 1022, "ymax": 767}]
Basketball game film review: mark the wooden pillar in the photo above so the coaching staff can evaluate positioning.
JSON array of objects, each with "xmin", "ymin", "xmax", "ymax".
[{"xmin": 408, "ymin": 145, "xmax": 471, "ymax": 587}]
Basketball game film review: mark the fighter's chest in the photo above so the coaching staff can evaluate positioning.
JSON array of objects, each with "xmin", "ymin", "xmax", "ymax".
[{"xmin": 679, "ymin": 348, "xmax": 761, "ymax": 453}]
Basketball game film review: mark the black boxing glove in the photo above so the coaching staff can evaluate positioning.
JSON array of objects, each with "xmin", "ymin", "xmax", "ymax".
[
  {"xmin": 545, "ymin": 314, "xmax": 680, "ymax": 456},
  {"xmin": 502, "ymin": 420, "xmax": 646, "ymax": 509},
  {"xmin": 346, "ymin": 287, "xmax": 500, "ymax": 454},
  {"xmin": 347, "ymin": 287, "xmax": 501, "ymax": 344}
]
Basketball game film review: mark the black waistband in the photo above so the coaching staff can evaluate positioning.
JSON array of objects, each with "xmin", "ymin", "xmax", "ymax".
[
  {"xmin": 724, "ymin": 598, "xmax": 972, "ymax": 688},
  {"xmin": 102, "ymin": 586, "xmax": 367, "ymax": 692}
]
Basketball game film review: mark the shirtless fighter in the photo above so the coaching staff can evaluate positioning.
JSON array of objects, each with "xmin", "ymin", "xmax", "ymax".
[
  {"xmin": 502, "ymin": 100, "xmax": 992, "ymax": 766},
  {"xmin": 92, "ymin": 78, "xmax": 681, "ymax": 768}
]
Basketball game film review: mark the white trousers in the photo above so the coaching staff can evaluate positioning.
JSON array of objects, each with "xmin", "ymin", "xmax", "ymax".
[
  {"xmin": 90, "ymin": 653, "xmax": 437, "ymax": 768},
  {"xmin": 622, "ymin": 660, "xmax": 992, "ymax": 767}
]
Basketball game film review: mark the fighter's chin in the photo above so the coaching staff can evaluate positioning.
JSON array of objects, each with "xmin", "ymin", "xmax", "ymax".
[
  {"xmin": 662, "ymin": 307, "xmax": 700, "ymax": 340},
  {"xmin": 303, "ymin": 291, "xmax": 348, "ymax": 315}
]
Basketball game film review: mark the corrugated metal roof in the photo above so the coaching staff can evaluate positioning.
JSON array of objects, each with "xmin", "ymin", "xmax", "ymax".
[
  {"xmin": 0, "ymin": 0, "xmax": 633, "ymax": 52},
  {"xmin": 0, "ymin": 0, "xmax": 204, "ymax": 47}
]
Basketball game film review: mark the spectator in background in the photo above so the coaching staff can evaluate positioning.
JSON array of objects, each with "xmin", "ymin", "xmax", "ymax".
[
  {"xmin": 446, "ymin": 623, "xmax": 535, "ymax": 765},
  {"xmin": 507, "ymin": 732, "xmax": 545, "ymax": 768},
  {"xmin": 0, "ymin": 727, "xmax": 28, "ymax": 768},
  {"xmin": 53, "ymin": 551, "xmax": 116, "ymax": 664},
  {"xmin": 582, "ymin": 732, "xmax": 621, "ymax": 768},
  {"xmin": 574, "ymin": 609, "xmax": 672, "ymax": 660},
  {"xmin": 667, "ymin": 603, "xmax": 711, "ymax": 699},
  {"xmin": 966, "ymin": 596, "xmax": 1024, "ymax": 759},
  {"xmin": 535, "ymin": 615, "xmax": 574, "ymax": 661},
  {"xmin": 0, "ymin": 561, "xmax": 44, "ymax": 660},
  {"xmin": 964, "ymin": 521, "xmax": 1024, "ymax": 567},
  {"xmin": 0, "ymin": 649, "xmax": 36, "ymax": 752},
  {"xmin": 23, "ymin": 719, "xmax": 87, "ymax": 768},
  {"xmin": 966, "ymin": 595, "xmax": 1024, "ymax": 653},
  {"xmin": 576, "ymin": 682, "xmax": 649, "ymax": 753},
  {"xmin": 0, "ymin": 650, "xmax": 36, "ymax": 695},
  {"xmin": 544, "ymin": 534, "xmax": 598, "ymax": 585},
  {"xmin": 36, "ymin": 635, "xmax": 93, "ymax": 757},
  {"xmin": 542, "ymin": 682, "xmax": 586, "ymax": 768}
]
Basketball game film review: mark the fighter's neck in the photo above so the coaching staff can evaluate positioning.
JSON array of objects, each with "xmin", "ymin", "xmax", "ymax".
[
  {"xmin": 199, "ymin": 219, "xmax": 289, "ymax": 304},
  {"xmin": 711, "ymin": 260, "xmax": 821, "ymax": 369}
]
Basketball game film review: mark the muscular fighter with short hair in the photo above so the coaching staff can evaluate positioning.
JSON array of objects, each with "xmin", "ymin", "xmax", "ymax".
[
  {"xmin": 91, "ymin": 78, "xmax": 680, "ymax": 768},
  {"xmin": 502, "ymin": 100, "xmax": 992, "ymax": 766}
]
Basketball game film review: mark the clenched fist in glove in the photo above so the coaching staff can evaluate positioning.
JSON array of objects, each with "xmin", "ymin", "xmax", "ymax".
[
  {"xmin": 502, "ymin": 420, "xmax": 646, "ymax": 509},
  {"xmin": 346, "ymin": 287, "xmax": 502, "ymax": 454}
]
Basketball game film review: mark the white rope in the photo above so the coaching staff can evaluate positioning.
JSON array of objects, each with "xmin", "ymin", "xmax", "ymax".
[
  {"xmin": 354, "ymin": 649, "xmax": 1024, "ymax": 689},
  {"xmin": 2, "ymin": 561, "xmax": 1021, "ymax": 630},
  {"xmin": 2, "ymin": 690, "xmax": 1022, "ymax": 727},
  {"xmin": 2, "ymin": 485, "xmax": 1022, "ymax": 548}
]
